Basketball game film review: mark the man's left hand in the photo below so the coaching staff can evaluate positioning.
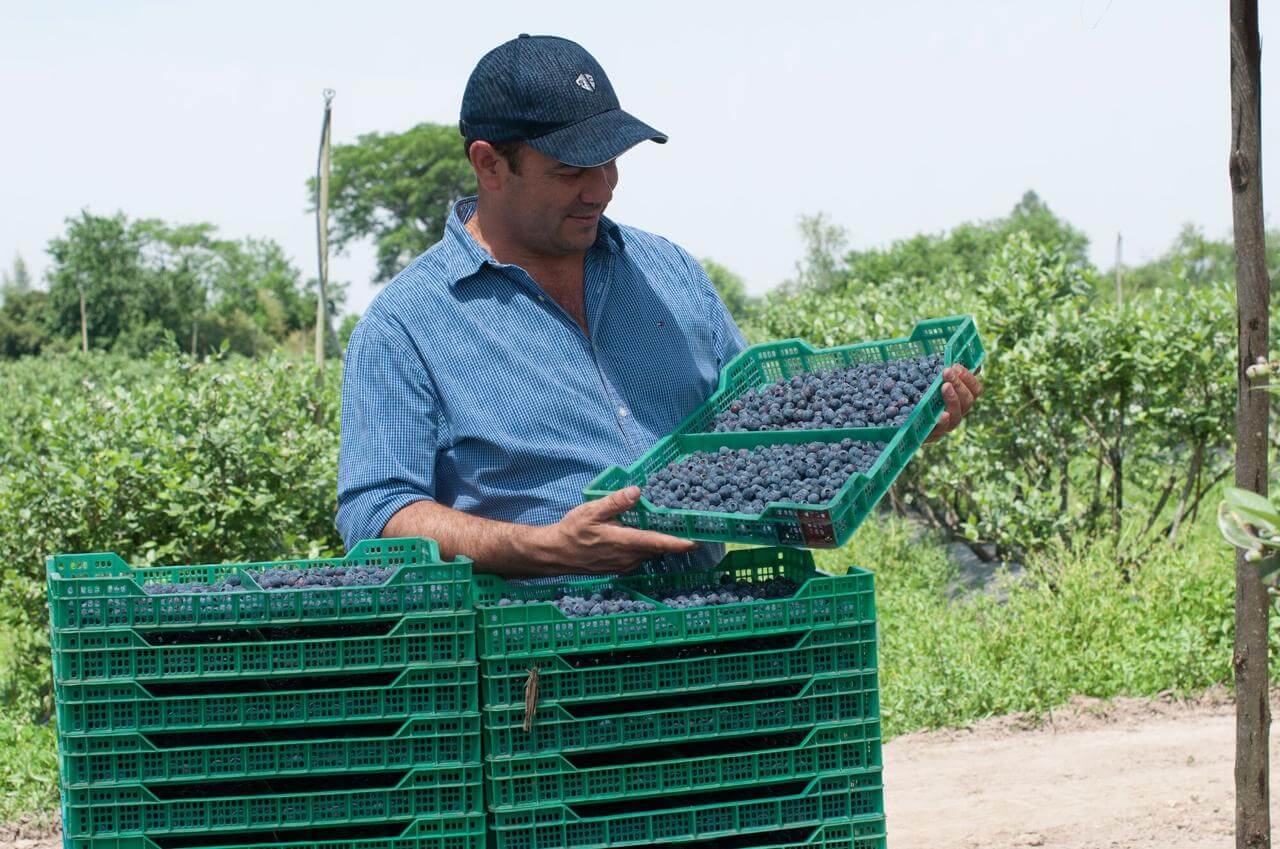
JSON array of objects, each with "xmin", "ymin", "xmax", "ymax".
[{"xmin": 926, "ymin": 364, "xmax": 982, "ymax": 442}]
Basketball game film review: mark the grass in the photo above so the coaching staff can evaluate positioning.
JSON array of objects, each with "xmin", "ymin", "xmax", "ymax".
[
  {"xmin": 0, "ymin": 509, "xmax": 1256, "ymax": 824},
  {"xmin": 0, "ymin": 710, "xmax": 57, "ymax": 827},
  {"xmin": 821, "ymin": 511, "xmax": 1248, "ymax": 736}
]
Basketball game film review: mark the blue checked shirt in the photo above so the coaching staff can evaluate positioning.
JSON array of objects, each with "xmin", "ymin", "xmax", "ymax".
[{"xmin": 337, "ymin": 195, "xmax": 746, "ymax": 573}]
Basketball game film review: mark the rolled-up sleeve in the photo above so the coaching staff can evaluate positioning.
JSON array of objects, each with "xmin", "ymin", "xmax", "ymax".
[{"xmin": 336, "ymin": 316, "xmax": 442, "ymax": 550}]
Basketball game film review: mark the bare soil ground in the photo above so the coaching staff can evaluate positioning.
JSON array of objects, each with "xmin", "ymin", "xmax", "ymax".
[
  {"xmin": 6, "ymin": 690, "xmax": 1275, "ymax": 849},
  {"xmin": 885, "ymin": 687, "xmax": 1277, "ymax": 848}
]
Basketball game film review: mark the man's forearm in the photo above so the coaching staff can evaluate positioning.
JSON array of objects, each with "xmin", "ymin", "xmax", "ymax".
[{"xmin": 382, "ymin": 499, "xmax": 558, "ymax": 577}]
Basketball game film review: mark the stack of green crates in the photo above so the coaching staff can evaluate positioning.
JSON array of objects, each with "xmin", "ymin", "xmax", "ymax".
[
  {"xmin": 473, "ymin": 547, "xmax": 886, "ymax": 849},
  {"xmin": 47, "ymin": 537, "xmax": 485, "ymax": 849}
]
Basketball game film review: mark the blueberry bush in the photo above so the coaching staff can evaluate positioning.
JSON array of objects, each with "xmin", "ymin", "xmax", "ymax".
[
  {"xmin": 0, "ymin": 352, "xmax": 343, "ymax": 718},
  {"xmin": 745, "ymin": 234, "xmax": 1237, "ymax": 561}
]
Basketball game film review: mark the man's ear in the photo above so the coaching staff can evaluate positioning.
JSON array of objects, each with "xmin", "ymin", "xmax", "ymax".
[{"xmin": 469, "ymin": 141, "xmax": 507, "ymax": 192}]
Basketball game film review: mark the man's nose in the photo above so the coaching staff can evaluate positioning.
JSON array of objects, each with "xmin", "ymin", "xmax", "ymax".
[{"xmin": 579, "ymin": 166, "xmax": 614, "ymax": 207}]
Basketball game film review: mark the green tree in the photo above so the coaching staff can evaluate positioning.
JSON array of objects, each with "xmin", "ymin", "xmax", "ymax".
[
  {"xmin": 1121, "ymin": 222, "xmax": 1280, "ymax": 293},
  {"xmin": 1, "ymin": 253, "xmax": 32, "ymax": 300},
  {"xmin": 1002, "ymin": 190, "xmax": 1091, "ymax": 266},
  {"xmin": 812, "ymin": 190, "xmax": 1091, "ymax": 295},
  {"xmin": 314, "ymin": 123, "xmax": 476, "ymax": 284},
  {"xmin": 41, "ymin": 210, "xmax": 330, "ymax": 358},
  {"xmin": 781, "ymin": 212, "xmax": 849, "ymax": 294},
  {"xmin": 0, "ymin": 253, "xmax": 46, "ymax": 356},
  {"xmin": 338, "ymin": 313, "xmax": 361, "ymax": 351},
  {"xmin": 700, "ymin": 257, "xmax": 755, "ymax": 322},
  {"xmin": 0, "ymin": 290, "xmax": 49, "ymax": 358},
  {"xmin": 45, "ymin": 211, "xmax": 178, "ymax": 352}
]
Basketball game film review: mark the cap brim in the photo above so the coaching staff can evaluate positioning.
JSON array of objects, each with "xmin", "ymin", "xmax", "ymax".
[{"xmin": 525, "ymin": 108, "xmax": 667, "ymax": 168}]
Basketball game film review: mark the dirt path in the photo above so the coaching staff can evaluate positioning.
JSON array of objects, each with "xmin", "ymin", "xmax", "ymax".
[
  {"xmin": 6, "ymin": 691, "xmax": 1275, "ymax": 849},
  {"xmin": 885, "ymin": 689, "xmax": 1273, "ymax": 848}
]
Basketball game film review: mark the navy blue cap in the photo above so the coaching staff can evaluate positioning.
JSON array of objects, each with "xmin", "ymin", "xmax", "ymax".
[{"xmin": 460, "ymin": 34, "xmax": 667, "ymax": 168}]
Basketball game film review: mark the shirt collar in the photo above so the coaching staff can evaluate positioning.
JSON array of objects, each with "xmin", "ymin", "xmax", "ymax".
[{"xmin": 443, "ymin": 195, "xmax": 625, "ymax": 287}]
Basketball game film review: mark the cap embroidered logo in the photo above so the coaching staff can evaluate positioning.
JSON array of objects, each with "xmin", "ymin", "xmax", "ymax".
[{"xmin": 575, "ymin": 73, "xmax": 596, "ymax": 92}]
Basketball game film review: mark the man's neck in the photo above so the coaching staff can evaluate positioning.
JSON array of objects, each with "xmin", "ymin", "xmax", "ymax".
[
  {"xmin": 465, "ymin": 200, "xmax": 591, "ymax": 335},
  {"xmin": 465, "ymin": 203, "xmax": 584, "ymax": 284}
]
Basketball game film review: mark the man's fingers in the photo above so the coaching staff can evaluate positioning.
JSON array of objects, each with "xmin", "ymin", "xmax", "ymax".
[
  {"xmin": 949, "ymin": 374, "xmax": 975, "ymax": 414},
  {"xmin": 562, "ymin": 559, "xmax": 644, "ymax": 575},
  {"xmin": 607, "ymin": 525, "xmax": 697, "ymax": 554},
  {"xmin": 954, "ymin": 364, "xmax": 983, "ymax": 400},
  {"xmin": 941, "ymin": 382, "xmax": 962, "ymax": 431}
]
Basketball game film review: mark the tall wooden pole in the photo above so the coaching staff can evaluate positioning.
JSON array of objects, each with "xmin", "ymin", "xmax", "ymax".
[
  {"xmin": 315, "ymin": 89, "xmax": 335, "ymax": 369},
  {"xmin": 1230, "ymin": 2, "xmax": 1270, "ymax": 847}
]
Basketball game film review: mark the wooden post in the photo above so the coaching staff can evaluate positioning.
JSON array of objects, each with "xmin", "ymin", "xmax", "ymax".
[
  {"xmin": 1230, "ymin": 2, "xmax": 1270, "ymax": 847},
  {"xmin": 315, "ymin": 89, "xmax": 335, "ymax": 369},
  {"xmin": 78, "ymin": 284, "xmax": 88, "ymax": 353}
]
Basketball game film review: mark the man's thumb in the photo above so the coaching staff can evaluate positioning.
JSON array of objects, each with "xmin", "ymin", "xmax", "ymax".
[{"xmin": 594, "ymin": 485, "xmax": 641, "ymax": 517}]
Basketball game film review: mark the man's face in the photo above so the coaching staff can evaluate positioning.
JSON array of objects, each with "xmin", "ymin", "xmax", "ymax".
[{"xmin": 491, "ymin": 145, "xmax": 619, "ymax": 258}]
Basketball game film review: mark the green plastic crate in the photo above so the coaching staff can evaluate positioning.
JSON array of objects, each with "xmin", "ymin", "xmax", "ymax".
[
  {"xmin": 488, "ymin": 771, "xmax": 883, "ymax": 849},
  {"xmin": 691, "ymin": 819, "xmax": 886, "ymax": 849},
  {"xmin": 474, "ymin": 548, "xmax": 874, "ymax": 659},
  {"xmin": 485, "ymin": 720, "xmax": 881, "ymax": 809},
  {"xmin": 63, "ymin": 815, "xmax": 486, "ymax": 849},
  {"xmin": 481, "ymin": 622, "xmax": 875, "ymax": 708},
  {"xmin": 600, "ymin": 819, "xmax": 886, "ymax": 849},
  {"xmin": 483, "ymin": 671, "xmax": 879, "ymax": 759},
  {"xmin": 783, "ymin": 820, "xmax": 886, "ymax": 849},
  {"xmin": 48, "ymin": 538, "xmax": 471, "ymax": 632},
  {"xmin": 679, "ymin": 316, "xmax": 983, "ymax": 436},
  {"xmin": 59, "ymin": 714, "xmax": 482, "ymax": 788},
  {"xmin": 56, "ymin": 663, "xmax": 479, "ymax": 735},
  {"xmin": 52, "ymin": 613, "xmax": 475, "ymax": 684},
  {"xmin": 583, "ymin": 315, "xmax": 985, "ymax": 548},
  {"xmin": 62, "ymin": 766, "xmax": 482, "ymax": 838}
]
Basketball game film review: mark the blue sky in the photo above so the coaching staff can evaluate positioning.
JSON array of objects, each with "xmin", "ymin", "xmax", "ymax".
[{"xmin": 1, "ymin": 1, "xmax": 1274, "ymax": 316}]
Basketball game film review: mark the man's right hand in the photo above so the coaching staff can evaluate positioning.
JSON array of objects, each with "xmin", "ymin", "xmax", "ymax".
[{"xmin": 525, "ymin": 486, "xmax": 696, "ymax": 574}]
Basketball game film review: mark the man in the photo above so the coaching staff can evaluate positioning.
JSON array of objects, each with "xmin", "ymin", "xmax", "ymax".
[{"xmin": 336, "ymin": 34, "xmax": 980, "ymax": 578}]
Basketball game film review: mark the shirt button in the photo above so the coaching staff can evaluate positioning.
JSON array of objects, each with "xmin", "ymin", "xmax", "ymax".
[
  {"xmin": 618, "ymin": 407, "xmax": 629, "ymax": 417},
  {"xmin": 538, "ymin": 295, "xmax": 545, "ymax": 302}
]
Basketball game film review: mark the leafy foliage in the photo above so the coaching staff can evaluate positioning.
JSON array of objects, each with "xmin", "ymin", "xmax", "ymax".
[
  {"xmin": 0, "ymin": 353, "xmax": 343, "ymax": 716},
  {"xmin": 316, "ymin": 122, "xmax": 476, "ymax": 284},
  {"xmin": 338, "ymin": 313, "xmax": 361, "ymax": 351},
  {"xmin": 1121, "ymin": 222, "xmax": 1280, "ymax": 294},
  {"xmin": 699, "ymin": 257, "xmax": 755, "ymax": 322},
  {"xmin": 34, "ymin": 211, "xmax": 340, "ymax": 358},
  {"xmin": 749, "ymin": 222, "xmax": 1235, "ymax": 560},
  {"xmin": 839, "ymin": 191, "xmax": 1090, "ymax": 290},
  {"xmin": 0, "ymin": 289, "xmax": 50, "ymax": 358},
  {"xmin": 0, "ymin": 253, "xmax": 32, "ymax": 297},
  {"xmin": 0, "ymin": 710, "xmax": 57, "ymax": 825},
  {"xmin": 820, "ymin": 514, "xmax": 1245, "ymax": 735},
  {"xmin": 779, "ymin": 212, "xmax": 849, "ymax": 295},
  {"xmin": 780, "ymin": 191, "xmax": 1090, "ymax": 300}
]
